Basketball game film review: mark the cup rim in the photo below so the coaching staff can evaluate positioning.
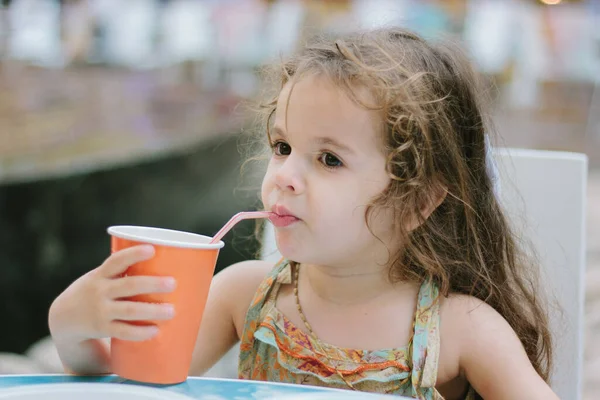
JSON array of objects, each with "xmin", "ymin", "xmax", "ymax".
[{"xmin": 107, "ymin": 225, "xmax": 225, "ymax": 249}]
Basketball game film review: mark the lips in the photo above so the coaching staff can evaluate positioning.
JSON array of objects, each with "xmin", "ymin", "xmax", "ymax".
[{"xmin": 269, "ymin": 205, "xmax": 300, "ymax": 228}]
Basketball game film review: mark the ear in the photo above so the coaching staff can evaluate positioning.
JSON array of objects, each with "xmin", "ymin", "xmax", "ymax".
[
  {"xmin": 406, "ymin": 182, "xmax": 447, "ymax": 232},
  {"xmin": 420, "ymin": 181, "xmax": 447, "ymax": 220}
]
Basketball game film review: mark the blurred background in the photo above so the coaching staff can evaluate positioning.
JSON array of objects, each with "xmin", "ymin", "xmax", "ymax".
[{"xmin": 0, "ymin": 0, "xmax": 598, "ymax": 397}]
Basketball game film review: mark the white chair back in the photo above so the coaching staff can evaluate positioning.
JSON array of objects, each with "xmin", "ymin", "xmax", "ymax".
[{"xmin": 493, "ymin": 148, "xmax": 587, "ymax": 400}]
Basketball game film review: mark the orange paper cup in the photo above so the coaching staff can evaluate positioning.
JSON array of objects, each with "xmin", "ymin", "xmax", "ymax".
[{"xmin": 107, "ymin": 226, "xmax": 224, "ymax": 384}]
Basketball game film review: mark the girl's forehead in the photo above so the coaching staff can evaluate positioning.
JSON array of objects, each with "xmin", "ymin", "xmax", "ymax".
[{"xmin": 274, "ymin": 76, "xmax": 381, "ymax": 140}]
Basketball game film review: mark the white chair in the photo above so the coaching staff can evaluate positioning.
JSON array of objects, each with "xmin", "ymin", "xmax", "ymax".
[
  {"xmin": 261, "ymin": 148, "xmax": 588, "ymax": 399},
  {"xmin": 493, "ymin": 148, "xmax": 587, "ymax": 400}
]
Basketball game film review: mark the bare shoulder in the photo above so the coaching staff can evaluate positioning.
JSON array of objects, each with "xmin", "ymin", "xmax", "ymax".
[
  {"xmin": 439, "ymin": 293, "xmax": 512, "ymax": 352},
  {"xmin": 441, "ymin": 293, "xmax": 499, "ymax": 324},
  {"xmin": 436, "ymin": 294, "xmax": 509, "ymax": 384},
  {"xmin": 189, "ymin": 260, "xmax": 275, "ymax": 375},
  {"xmin": 440, "ymin": 293, "xmax": 514, "ymax": 339},
  {"xmin": 215, "ymin": 259, "xmax": 275, "ymax": 284},
  {"xmin": 212, "ymin": 260, "xmax": 276, "ymax": 334},
  {"xmin": 438, "ymin": 294, "xmax": 556, "ymax": 399},
  {"xmin": 212, "ymin": 260, "xmax": 275, "ymax": 304}
]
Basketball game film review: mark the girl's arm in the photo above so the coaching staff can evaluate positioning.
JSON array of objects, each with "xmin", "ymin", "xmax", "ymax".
[
  {"xmin": 188, "ymin": 260, "xmax": 274, "ymax": 376},
  {"xmin": 444, "ymin": 295, "xmax": 559, "ymax": 400}
]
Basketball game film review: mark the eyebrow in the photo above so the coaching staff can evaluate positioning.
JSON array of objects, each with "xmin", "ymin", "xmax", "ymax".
[{"xmin": 272, "ymin": 125, "xmax": 355, "ymax": 155}]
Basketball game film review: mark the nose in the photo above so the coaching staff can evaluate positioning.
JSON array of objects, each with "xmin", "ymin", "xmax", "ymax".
[{"xmin": 274, "ymin": 155, "xmax": 305, "ymax": 194}]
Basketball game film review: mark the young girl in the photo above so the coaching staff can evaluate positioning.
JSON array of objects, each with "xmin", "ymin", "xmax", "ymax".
[{"xmin": 49, "ymin": 28, "xmax": 559, "ymax": 399}]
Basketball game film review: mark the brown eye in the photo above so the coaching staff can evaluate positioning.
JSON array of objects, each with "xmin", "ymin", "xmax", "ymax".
[
  {"xmin": 319, "ymin": 153, "xmax": 343, "ymax": 168},
  {"xmin": 273, "ymin": 141, "xmax": 291, "ymax": 156}
]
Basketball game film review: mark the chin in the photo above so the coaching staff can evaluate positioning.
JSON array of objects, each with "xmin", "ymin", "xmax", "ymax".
[
  {"xmin": 274, "ymin": 230, "xmax": 344, "ymax": 266},
  {"xmin": 274, "ymin": 234, "xmax": 310, "ymax": 262},
  {"xmin": 274, "ymin": 240, "xmax": 299, "ymax": 261},
  {"xmin": 275, "ymin": 244, "xmax": 328, "ymax": 267}
]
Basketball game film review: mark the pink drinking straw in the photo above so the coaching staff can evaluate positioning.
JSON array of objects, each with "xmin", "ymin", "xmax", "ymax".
[{"xmin": 209, "ymin": 211, "xmax": 273, "ymax": 244}]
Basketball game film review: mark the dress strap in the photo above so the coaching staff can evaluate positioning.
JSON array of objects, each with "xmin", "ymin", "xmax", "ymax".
[
  {"xmin": 410, "ymin": 278, "xmax": 441, "ymax": 390},
  {"xmin": 238, "ymin": 259, "xmax": 290, "ymax": 348}
]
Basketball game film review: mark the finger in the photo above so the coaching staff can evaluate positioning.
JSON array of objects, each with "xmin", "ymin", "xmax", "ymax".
[
  {"xmin": 109, "ymin": 321, "xmax": 159, "ymax": 342},
  {"xmin": 110, "ymin": 301, "xmax": 175, "ymax": 322},
  {"xmin": 108, "ymin": 276, "xmax": 176, "ymax": 299},
  {"xmin": 98, "ymin": 245, "xmax": 155, "ymax": 278}
]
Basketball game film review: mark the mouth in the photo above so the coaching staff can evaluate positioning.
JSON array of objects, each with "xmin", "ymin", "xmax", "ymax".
[{"xmin": 269, "ymin": 205, "xmax": 300, "ymax": 228}]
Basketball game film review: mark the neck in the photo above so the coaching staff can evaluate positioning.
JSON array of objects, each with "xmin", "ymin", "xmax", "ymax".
[{"xmin": 299, "ymin": 261, "xmax": 399, "ymax": 306}]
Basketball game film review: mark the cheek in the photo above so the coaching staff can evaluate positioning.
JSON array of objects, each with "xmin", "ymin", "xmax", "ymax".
[
  {"xmin": 261, "ymin": 186, "xmax": 271, "ymax": 209},
  {"xmin": 315, "ymin": 189, "xmax": 368, "ymax": 233},
  {"xmin": 261, "ymin": 168, "xmax": 274, "ymax": 205},
  {"xmin": 338, "ymin": 178, "xmax": 390, "ymax": 235}
]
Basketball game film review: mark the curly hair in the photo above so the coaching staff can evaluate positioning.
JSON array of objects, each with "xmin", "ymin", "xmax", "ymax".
[{"xmin": 252, "ymin": 27, "xmax": 553, "ymax": 385}]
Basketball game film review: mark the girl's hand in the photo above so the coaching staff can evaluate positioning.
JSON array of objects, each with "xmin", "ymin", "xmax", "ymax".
[{"xmin": 49, "ymin": 245, "xmax": 177, "ymax": 344}]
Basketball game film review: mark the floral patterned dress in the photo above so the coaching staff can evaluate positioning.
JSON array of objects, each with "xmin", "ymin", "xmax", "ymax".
[{"xmin": 238, "ymin": 260, "xmax": 476, "ymax": 399}]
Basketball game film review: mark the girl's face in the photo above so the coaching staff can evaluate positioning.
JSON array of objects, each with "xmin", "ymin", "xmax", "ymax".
[{"xmin": 261, "ymin": 75, "xmax": 398, "ymax": 269}]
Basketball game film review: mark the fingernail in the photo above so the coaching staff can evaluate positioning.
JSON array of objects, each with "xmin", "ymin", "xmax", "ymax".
[
  {"xmin": 163, "ymin": 304, "xmax": 175, "ymax": 317},
  {"xmin": 141, "ymin": 245, "xmax": 155, "ymax": 256},
  {"xmin": 164, "ymin": 277, "xmax": 177, "ymax": 290}
]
